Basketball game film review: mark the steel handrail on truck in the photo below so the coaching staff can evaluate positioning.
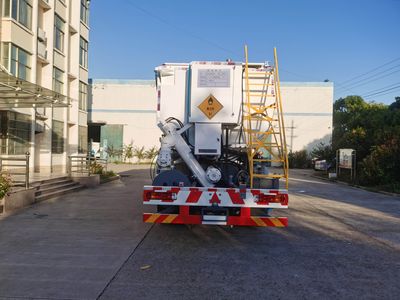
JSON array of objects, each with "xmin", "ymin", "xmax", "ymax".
[
  {"xmin": 0, "ymin": 152, "xmax": 30, "ymax": 189},
  {"xmin": 68, "ymin": 155, "xmax": 108, "ymax": 176}
]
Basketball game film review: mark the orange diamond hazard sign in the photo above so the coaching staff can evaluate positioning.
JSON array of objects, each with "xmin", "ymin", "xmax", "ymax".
[{"xmin": 198, "ymin": 95, "xmax": 223, "ymax": 120}]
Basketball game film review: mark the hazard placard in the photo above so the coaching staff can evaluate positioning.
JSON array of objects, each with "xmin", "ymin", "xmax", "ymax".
[{"xmin": 198, "ymin": 94, "xmax": 223, "ymax": 120}]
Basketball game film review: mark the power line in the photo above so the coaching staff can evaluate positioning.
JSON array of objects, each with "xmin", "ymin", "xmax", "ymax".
[
  {"xmin": 361, "ymin": 82, "xmax": 400, "ymax": 97},
  {"xmin": 337, "ymin": 56, "xmax": 400, "ymax": 87},
  {"xmin": 363, "ymin": 85, "xmax": 400, "ymax": 98},
  {"xmin": 339, "ymin": 63, "xmax": 400, "ymax": 89},
  {"xmin": 340, "ymin": 68, "xmax": 400, "ymax": 91},
  {"xmin": 125, "ymin": 0, "xmax": 240, "ymax": 57}
]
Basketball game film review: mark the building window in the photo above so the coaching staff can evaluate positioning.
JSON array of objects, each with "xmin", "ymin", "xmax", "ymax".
[
  {"xmin": 2, "ymin": 0, "xmax": 32, "ymax": 29},
  {"xmin": 54, "ymin": 14, "xmax": 65, "ymax": 52},
  {"xmin": 52, "ymin": 120, "xmax": 64, "ymax": 154},
  {"xmin": 78, "ymin": 126, "xmax": 87, "ymax": 154},
  {"xmin": 79, "ymin": 81, "xmax": 87, "ymax": 111},
  {"xmin": 79, "ymin": 37, "xmax": 88, "ymax": 68},
  {"xmin": 1, "ymin": 42, "xmax": 31, "ymax": 81},
  {"xmin": 80, "ymin": 0, "xmax": 89, "ymax": 25},
  {"xmin": 0, "ymin": 111, "xmax": 31, "ymax": 155},
  {"xmin": 52, "ymin": 67, "xmax": 64, "ymax": 94}
]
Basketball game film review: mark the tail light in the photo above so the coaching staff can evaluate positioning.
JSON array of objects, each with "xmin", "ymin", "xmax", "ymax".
[
  {"xmin": 257, "ymin": 193, "xmax": 288, "ymax": 205},
  {"xmin": 143, "ymin": 190, "xmax": 177, "ymax": 202}
]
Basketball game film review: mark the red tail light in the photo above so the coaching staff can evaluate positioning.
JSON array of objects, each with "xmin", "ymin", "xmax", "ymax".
[
  {"xmin": 143, "ymin": 190, "xmax": 176, "ymax": 202},
  {"xmin": 258, "ymin": 193, "xmax": 288, "ymax": 205}
]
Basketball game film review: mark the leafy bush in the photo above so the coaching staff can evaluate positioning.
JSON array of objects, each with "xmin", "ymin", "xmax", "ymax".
[
  {"xmin": 100, "ymin": 170, "xmax": 116, "ymax": 179},
  {"xmin": 144, "ymin": 146, "xmax": 158, "ymax": 161},
  {"xmin": 311, "ymin": 142, "xmax": 335, "ymax": 163},
  {"xmin": 90, "ymin": 161, "xmax": 104, "ymax": 175},
  {"xmin": 133, "ymin": 146, "xmax": 146, "ymax": 163},
  {"xmin": 359, "ymin": 137, "xmax": 400, "ymax": 186},
  {"xmin": 288, "ymin": 150, "xmax": 311, "ymax": 169},
  {"xmin": 0, "ymin": 172, "xmax": 12, "ymax": 198},
  {"xmin": 123, "ymin": 142, "xmax": 134, "ymax": 162}
]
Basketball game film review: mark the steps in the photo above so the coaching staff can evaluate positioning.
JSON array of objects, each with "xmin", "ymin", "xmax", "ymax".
[{"xmin": 32, "ymin": 177, "xmax": 85, "ymax": 202}]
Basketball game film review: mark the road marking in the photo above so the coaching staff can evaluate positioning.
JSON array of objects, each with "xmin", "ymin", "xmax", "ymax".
[{"xmin": 290, "ymin": 178, "xmax": 330, "ymax": 185}]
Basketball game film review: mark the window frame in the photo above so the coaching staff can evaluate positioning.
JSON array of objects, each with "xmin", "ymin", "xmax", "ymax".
[
  {"xmin": 52, "ymin": 67, "xmax": 64, "ymax": 94},
  {"xmin": 54, "ymin": 14, "xmax": 65, "ymax": 52},
  {"xmin": 1, "ymin": 42, "xmax": 31, "ymax": 81},
  {"xmin": 51, "ymin": 120, "xmax": 64, "ymax": 154},
  {"xmin": 80, "ymin": 0, "xmax": 89, "ymax": 25},
  {"xmin": 2, "ymin": 0, "xmax": 32, "ymax": 29},
  {"xmin": 78, "ymin": 125, "xmax": 88, "ymax": 154},
  {"xmin": 79, "ymin": 81, "xmax": 88, "ymax": 111},
  {"xmin": 79, "ymin": 37, "xmax": 88, "ymax": 69}
]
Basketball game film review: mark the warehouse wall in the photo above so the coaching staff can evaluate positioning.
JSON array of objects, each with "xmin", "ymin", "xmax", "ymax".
[
  {"xmin": 280, "ymin": 82, "xmax": 334, "ymax": 152},
  {"xmin": 88, "ymin": 80, "xmax": 333, "ymax": 153},
  {"xmin": 88, "ymin": 80, "xmax": 159, "ymax": 151}
]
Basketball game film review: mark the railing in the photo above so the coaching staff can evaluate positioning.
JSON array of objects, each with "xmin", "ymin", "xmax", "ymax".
[
  {"xmin": 68, "ymin": 155, "xmax": 108, "ymax": 176},
  {"xmin": 0, "ymin": 152, "xmax": 30, "ymax": 189}
]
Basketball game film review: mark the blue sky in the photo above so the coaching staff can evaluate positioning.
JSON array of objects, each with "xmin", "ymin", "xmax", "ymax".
[{"xmin": 89, "ymin": 0, "xmax": 400, "ymax": 104}]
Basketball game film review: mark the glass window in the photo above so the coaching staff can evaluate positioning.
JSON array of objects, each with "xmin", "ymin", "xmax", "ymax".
[
  {"xmin": 52, "ymin": 67, "xmax": 64, "ymax": 94},
  {"xmin": 80, "ymin": 0, "xmax": 89, "ymax": 24},
  {"xmin": 54, "ymin": 14, "xmax": 65, "ymax": 52},
  {"xmin": 19, "ymin": 0, "xmax": 31, "ymax": 28},
  {"xmin": 78, "ymin": 126, "xmax": 88, "ymax": 154},
  {"xmin": 52, "ymin": 120, "xmax": 64, "ymax": 154},
  {"xmin": 79, "ymin": 81, "xmax": 87, "ymax": 111},
  {"xmin": 79, "ymin": 37, "xmax": 88, "ymax": 68},
  {"xmin": 1, "ymin": 42, "xmax": 31, "ymax": 81},
  {"xmin": 0, "ymin": 111, "xmax": 31, "ymax": 155},
  {"xmin": 3, "ymin": 0, "xmax": 32, "ymax": 29}
]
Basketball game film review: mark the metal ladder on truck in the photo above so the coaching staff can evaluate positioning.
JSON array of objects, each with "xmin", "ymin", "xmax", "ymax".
[{"xmin": 243, "ymin": 46, "xmax": 289, "ymax": 189}]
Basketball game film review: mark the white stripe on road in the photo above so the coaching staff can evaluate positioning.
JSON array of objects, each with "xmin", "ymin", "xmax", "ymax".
[{"xmin": 290, "ymin": 178, "xmax": 330, "ymax": 185}]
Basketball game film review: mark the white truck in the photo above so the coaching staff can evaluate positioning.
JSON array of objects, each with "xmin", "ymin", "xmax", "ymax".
[{"xmin": 143, "ymin": 48, "xmax": 289, "ymax": 227}]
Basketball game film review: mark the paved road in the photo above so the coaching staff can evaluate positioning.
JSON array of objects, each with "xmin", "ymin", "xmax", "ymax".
[{"xmin": 0, "ymin": 168, "xmax": 399, "ymax": 299}]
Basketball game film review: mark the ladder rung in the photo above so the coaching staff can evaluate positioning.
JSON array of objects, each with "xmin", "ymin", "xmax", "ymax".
[
  {"xmin": 247, "ymin": 93, "xmax": 275, "ymax": 97},
  {"xmin": 244, "ymin": 116, "xmax": 278, "ymax": 121},
  {"xmin": 244, "ymin": 89, "xmax": 273, "ymax": 92},
  {"xmin": 248, "ymin": 83, "xmax": 274, "ymax": 86},
  {"xmin": 253, "ymin": 159, "xmax": 284, "ymax": 162},
  {"xmin": 252, "ymin": 174, "xmax": 284, "ymax": 179},
  {"xmin": 242, "ymin": 103, "xmax": 276, "ymax": 106},
  {"xmin": 250, "ymin": 143, "xmax": 280, "ymax": 146},
  {"xmin": 247, "ymin": 72, "xmax": 273, "ymax": 75}
]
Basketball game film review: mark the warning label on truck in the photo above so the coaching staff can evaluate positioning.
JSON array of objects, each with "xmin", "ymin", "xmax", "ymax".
[
  {"xmin": 198, "ymin": 69, "xmax": 230, "ymax": 88},
  {"xmin": 198, "ymin": 94, "xmax": 223, "ymax": 119}
]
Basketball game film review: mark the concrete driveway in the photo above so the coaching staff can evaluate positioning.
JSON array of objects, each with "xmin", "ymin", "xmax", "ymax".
[{"xmin": 0, "ymin": 168, "xmax": 399, "ymax": 299}]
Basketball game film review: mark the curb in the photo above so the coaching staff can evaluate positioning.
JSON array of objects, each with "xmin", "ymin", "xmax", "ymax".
[
  {"xmin": 309, "ymin": 174, "xmax": 400, "ymax": 198},
  {"xmin": 100, "ymin": 175, "xmax": 120, "ymax": 184}
]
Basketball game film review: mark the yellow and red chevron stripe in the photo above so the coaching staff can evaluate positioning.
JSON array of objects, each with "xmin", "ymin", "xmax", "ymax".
[
  {"xmin": 143, "ymin": 213, "xmax": 180, "ymax": 224},
  {"xmin": 143, "ymin": 213, "xmax": 288, "ymax": 227},
  {"xmin": 250, "ymin": 217, "xmax": 287, "ymax": 227}
]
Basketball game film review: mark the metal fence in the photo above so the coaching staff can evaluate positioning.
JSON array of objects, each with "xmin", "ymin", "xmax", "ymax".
[
  {"xmin": 68, "ymin": 155, "xmax": 108, "ymax": 176},
  {"xmin": 0, "ymin": 152, "xmax": 30, "ymax": 189}
]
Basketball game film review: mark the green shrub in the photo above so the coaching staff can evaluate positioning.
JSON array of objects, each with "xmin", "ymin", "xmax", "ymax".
[
  {"xmin": 90, "ymin": 161, "xmax": 104, "ymax": 175},
  {"xmin": 288, "ymin": 150, "xmax": 311, "ymax": 169},
  {"xmin": 359, "ymin": 137, "xmax": 400, "ymax": 186},
  {"xmin": 0, "ymin": 172, "xmax": 12, "ymax": 198}
]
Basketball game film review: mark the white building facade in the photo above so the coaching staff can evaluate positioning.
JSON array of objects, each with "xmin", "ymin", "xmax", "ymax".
[
  {"xmin": 88, "ymin": 79, "xmax": 333, "ymax": 155},
  {"xmin": 0, "ymin": 0, "xmax": 90, "ymax": 173}
]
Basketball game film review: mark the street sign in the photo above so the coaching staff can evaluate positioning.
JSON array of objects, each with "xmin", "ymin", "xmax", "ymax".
[
  {"xmin": 198, "ymin": 94, "xmax": 223, "ymax": 120},
  {"xmin": 339, "ymin": 149, "xmax": 354, "ymax": 169}
]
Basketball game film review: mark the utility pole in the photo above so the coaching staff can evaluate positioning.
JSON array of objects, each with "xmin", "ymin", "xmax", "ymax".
[{"xmin": 286, "ymin": 120, "xmax": 297, "ymax": 152}]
